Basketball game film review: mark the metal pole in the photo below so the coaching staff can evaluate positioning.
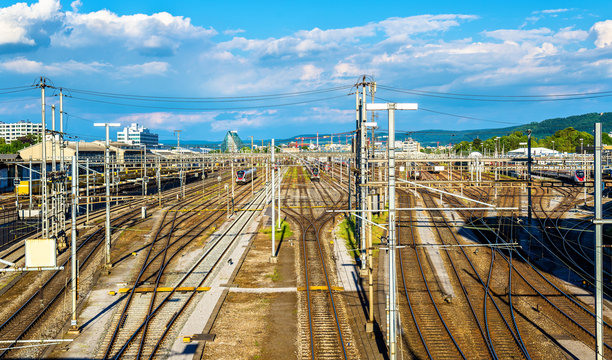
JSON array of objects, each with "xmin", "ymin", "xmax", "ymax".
[
  {"xmin": 40, "ymin": 79, "xmax": 48, "ymax": 239},
  {"xmin": 278, "ymin": 162, "xmax": 281, "ymax": 229},
  {"xmin": 231, "ymin": 160, "xmax": 235, "ymax": 214},
  {"xmin": 271, "ymin": 139, "xmax": 276, "ymax": 259},
  {"xmin": 28, "ymin": 158, "xmax": 32, "ymax": 217},
  {"xmin": 251, "ymin": 136, "xmax": 254, "ymax": 198},
  {"xmin": 387, "ymin": 105, "xmax": 397, "ymax": 360},
  {"xmin": 157, "ymin": 156, "xmax": 161, "ymax": 207},
  {"xmin": 104, "ymin": 124, "xmax": 111, "ymax": 268},
  {"xmin": 595, "ymin": 123, "xmax": 603, "ymax": 360},
  {"xmin": 86, "ymin": 158, "xmax": 90, "ymax": 223},
  {"xmin": 367, "ymin": 192, "xmax": 374, "ymax": 329},
  {"xmin": 527, "ymin": 130, "xmax": 532, "ymax": 224},
  {"xmin": 70, "ymin": 155, "xmax": 79, "ymax": 332},
  {"xmin": 360, "ymin": 87, "xmax": 367, "ymax": 272}
]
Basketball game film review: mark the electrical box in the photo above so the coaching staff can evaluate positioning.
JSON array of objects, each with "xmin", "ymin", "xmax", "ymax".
[
  {"xmin": 25, "ymin": 238, "xmax": 57, "ymax": 268},
  {"xmin": 17, "ymin": 181, "xmax": 29, "ymax": 195}
]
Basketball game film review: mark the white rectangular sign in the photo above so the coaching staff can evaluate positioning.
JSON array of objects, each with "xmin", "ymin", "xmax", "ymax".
[{"xmin": 25, "ymin": 238, "xmax": 57, "ymax": 268}]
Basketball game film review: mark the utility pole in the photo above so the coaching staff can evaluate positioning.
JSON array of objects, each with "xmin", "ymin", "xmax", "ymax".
[
  {"xmin": 367, "ymin": 102, "xmax": 418, "ymax": 360},
  {"xmin": 527, "ymin": 130, "xmax": 532, "ymax": 224},
  {"xmin": 251, "ymin": 136, "xmax": 254, "ymax": 198},
  {"xmin": 270, "ymin": 139, "xmax": 277, "ymax": 262},
  {"xmin": 594, "ymin": 123, "xmax": 605, "ymax": 360},
  {"xmin": 93, "ymin": 122, "xmax": 120, "ymax": 269},
  {"xmin": 69, "ymin": 155, "xmax": 79, "ymax": 334},
  {"xmin": 86, "ymin": 158, "xmax": 90, "ymax": 223},
  {"xmin": 277, "ymin": 155, "xmax": 281, "ymax": 230},
  {"xmin": 157, "ymin": 156, "xmax": 162, "ymax": 207},
  {"xmin": 174, "ymin": 130, "xmax": 183, "ymax": 199},
  {"xmin": 40, "ymin": 78, "xmax": 49, "ymax": 239}
]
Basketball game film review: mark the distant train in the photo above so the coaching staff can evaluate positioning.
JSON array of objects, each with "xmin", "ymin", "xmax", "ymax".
[
  {"xmin": 573, "ymin": 169, "xmax": 585, "ymax": 183},
  {"xmin": 236, "ymin": 168, "xmax": 257, "ymax": 184},
  {"xmin": 427, "ymin": 162, "xmax": 444, "ymax": 173},
  {"xmin": 307, "ymin": 166, "xmax": 320, "ymax": 181},
  {"xmin": 530, "ymin": 168, "xmax": 586, "ymax": 184}
]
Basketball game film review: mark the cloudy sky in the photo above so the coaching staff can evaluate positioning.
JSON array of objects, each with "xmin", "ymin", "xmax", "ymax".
[{"xmin": 0, "ymin": 0, "xmax": 611, "ymax": 142}]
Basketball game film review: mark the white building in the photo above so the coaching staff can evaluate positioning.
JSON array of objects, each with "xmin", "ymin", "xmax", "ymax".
[
  {"xmin": 507, "ymin": 147, "xmax": 559, "ymax": 156},
  {"xmin": 116, "ymin": 123, "xmax": 158, "ymax": 146},
  {"xmin": 0, "ymin": 120, "xmax": 42, "ymax": 143},
  {"xmin": 394, "ymin": 139, "xmax": 421, "ymax": 153}
]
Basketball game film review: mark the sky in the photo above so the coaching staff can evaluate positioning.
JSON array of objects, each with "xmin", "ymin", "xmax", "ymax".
[{"xmin": 0, "ymin": 0, "xmax": 611, "ymax": 143}]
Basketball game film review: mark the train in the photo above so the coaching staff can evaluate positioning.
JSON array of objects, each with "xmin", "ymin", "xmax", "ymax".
[
  {"xmin": 530, "ymin": 168, "xmax": 586, "ymax": 184},
  {"xmin": 236, "ymin": 168, "xmax": 257, "ymax": 184},
  {"xmin": 427, "ymin": 162, "xmax": 444, "ymax": 173},
  {"xmin": 308, "ymin": 166, "xmax": 320, "ymax": 181}
]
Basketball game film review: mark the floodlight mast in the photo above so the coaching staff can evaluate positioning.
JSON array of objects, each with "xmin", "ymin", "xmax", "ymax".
[
  {"xmin": 93, "ymin": 122, "xmax": 121, "ymax": 268},
  {"xmin": 366, "ymin": 102, "xmax": 418, "ymax": 360}
]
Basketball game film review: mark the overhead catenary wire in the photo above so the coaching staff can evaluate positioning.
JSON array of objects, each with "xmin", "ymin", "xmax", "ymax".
[
  {"xmin": 377, "ymin": 85, "xmax": 612, "ymax": 102},
  {"xmin": 54, "ymin": 84, "xmax": 353, "ymax": 102},
  {"xmin": 67, "ymin": 93, "xmax": 350, "ymax": 111}
]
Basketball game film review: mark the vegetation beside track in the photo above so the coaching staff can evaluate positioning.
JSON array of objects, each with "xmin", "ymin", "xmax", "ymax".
[{"xmin": 262, "ymin": 219, "xmax": 293, "ymax": 242}]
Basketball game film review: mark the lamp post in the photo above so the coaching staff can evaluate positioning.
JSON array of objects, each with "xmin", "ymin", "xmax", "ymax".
[
  {"xmin": 552, "ymin": 140, "xmax": 555, "ymax": 152},
  {"xmin": 93, "ymin": 122, "xmax": 120, "ymax": 268},
  {"xmin": 366, "ymin": 102, "xmax": 418, "ymax": 360}
]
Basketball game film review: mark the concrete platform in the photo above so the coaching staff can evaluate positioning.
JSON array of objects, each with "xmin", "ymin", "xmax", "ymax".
[
  {"xmin": 332, "ymin": 221, "xmax": 362, "ymax": 293},
  {"xmin": 168, "ymin": 189, "xmax": 269, "ymax": 359},
  {"xmin": 415, "ymin": 196, "xmax": 455, "ymax": 301}
]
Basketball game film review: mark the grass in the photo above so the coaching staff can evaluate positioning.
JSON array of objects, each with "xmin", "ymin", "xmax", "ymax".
[
  {"xmin": 335, "ymin": 211, "xmax": 388, "ymax": 260},
  {"xmin": 265, "ymin": 268, "xmax": 281, "ymax": 282},
  {"xmin": 262, "ymin": 220, "xmax": 293, "ymax": 242}
]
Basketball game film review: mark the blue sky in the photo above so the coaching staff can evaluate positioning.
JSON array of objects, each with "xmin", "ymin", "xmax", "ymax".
[{"xmin": 0, "ymin": 0, "xmax": 611, "ymax": 142}]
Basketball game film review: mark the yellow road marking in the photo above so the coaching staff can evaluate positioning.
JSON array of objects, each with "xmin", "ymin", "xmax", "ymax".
[{"xmin": 117, "ymin": 286, "xmax": 211, "ymax": 293}]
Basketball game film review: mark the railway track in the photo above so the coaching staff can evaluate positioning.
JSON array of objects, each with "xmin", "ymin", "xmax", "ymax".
[
  {"xmin": 449, "ymin": 178, "xmax": 612, "ymax": 358},
  {"xmin": 284, "ymin": 166, "xmax": 349, "ymax": 360},
  {"xmin": 0, "ymin": 170, "xmax": 237, "ymax": 358},
  {"xmin": 99, "ymin": 174, "xmax": 267, "ymax": 359}
]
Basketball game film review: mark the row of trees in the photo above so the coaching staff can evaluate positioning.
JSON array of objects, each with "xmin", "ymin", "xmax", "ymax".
[
  {"xmin": 450, "ymin": 127, "xmax": 612, "ymax": 155},
  {"xmin": 0, "ymin": 134, "xmax": 40, "ymax": 154}
]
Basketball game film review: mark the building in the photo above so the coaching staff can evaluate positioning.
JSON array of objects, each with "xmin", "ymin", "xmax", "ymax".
[
  {"xmin": 221, "ymin": 131, "xmax": 244, "ymax": 153},
  {"xmin": 116, "ymin": 123, "xmax": 158, "ymax": 146},
  {"xmin": 18, "ymin": 140, "xmax": 144, "ymax": 165},
  {"xmin": 0, "ymin": 120, "xmax": 42, "ymax": 143},
  {"xmin": 507, "ymin": 147, "xmax": 559, "ymax": 156}
]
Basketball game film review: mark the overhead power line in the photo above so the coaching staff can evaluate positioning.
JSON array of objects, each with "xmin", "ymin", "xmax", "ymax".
[
  {"xmin": 377, "ymin": 85, "xmax": 612, "ymax": 102},
  {"xmin": 67, "ymin": 93, "xmax": 350, "ymax": 111},
  {"xmin": 53, "ymin": 85, "xmax": 353, "ymax": 102}
]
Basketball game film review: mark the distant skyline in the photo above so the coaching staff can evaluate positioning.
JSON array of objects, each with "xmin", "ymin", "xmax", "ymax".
[{"xmin": 0, "ymin": 0, "xmax": 610, "ymax": 142}]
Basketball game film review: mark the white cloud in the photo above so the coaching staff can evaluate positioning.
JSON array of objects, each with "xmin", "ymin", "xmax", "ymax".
[
  {"xmin": 223, "ymin": 28, "xmax": 245, "ymax": 36},
  {"xmin": 53, "ymin": 10, "xmax": 216, "ymax": 55},
  {"xmin": 0, "ymin": 57, "xmax": 108, "ymax": 74},
  {"xmin": 0, "ymin": 0, "xmax": 60, "ymax": 46},
  {"xmin": 70, "ymin": 0, "xmax": 82, "ymax": 13},
  {"xmin": 219, "ymin": 14, "xmax": 476, "ymax": 57},
  {"xmin": 119, "ymin": 61, "xmax": 170, "ymax": 76},
  {"xmin": 300, "ymin": 64, "xmax": 323, "ymax": 81},
  {"xmin": 115, "ymin": 112, "xmax": 218, "ymax": 129},
  {"xmin": 591, "ymin": 20, "xmax": 612, "ymax": 48},
  {"xmin": 536, "ymin": 9, "xmax": 570, "ymax": 14}
]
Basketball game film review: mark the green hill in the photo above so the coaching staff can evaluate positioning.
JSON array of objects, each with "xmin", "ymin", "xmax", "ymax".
[{"xmin": 408, "ymin": 112, "xmax": 611, "ymax": 145}]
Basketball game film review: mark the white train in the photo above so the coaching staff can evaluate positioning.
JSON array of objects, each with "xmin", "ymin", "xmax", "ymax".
[{"xmin": 236, "ymin": 168, "xmax": 257, "ymax": 184}]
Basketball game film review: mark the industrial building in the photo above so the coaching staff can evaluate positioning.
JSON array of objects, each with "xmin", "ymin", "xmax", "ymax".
[
  {"xmin": 0, "ymin": 120, "xmax": 42, "ymax": 143},
  {"xmin": 18, "ymin": 140, "xmax": 145, "ymax": 164},
  {"xmin": 116, "ymin": 123, "xmax": 159, "ymax": 146}
]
